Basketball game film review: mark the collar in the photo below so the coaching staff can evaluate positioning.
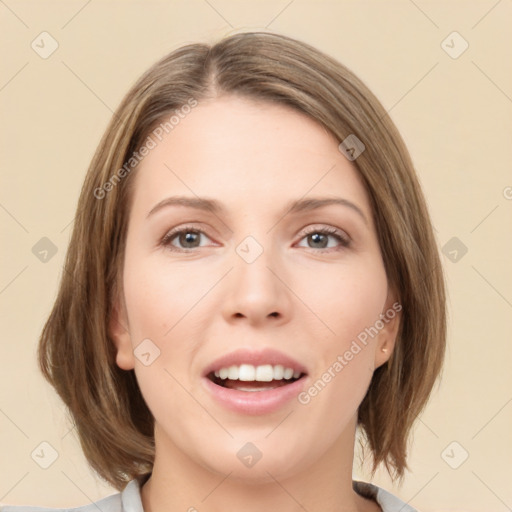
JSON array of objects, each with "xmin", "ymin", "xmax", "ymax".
[{"xmin": 121, "ymin": 476, "xmax": 418, "ymax": 512}]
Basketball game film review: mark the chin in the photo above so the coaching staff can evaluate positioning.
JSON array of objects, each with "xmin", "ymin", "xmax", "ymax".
[{"xmin": 188, "ymin": 434, "xmax": 313, "ymax": 484}]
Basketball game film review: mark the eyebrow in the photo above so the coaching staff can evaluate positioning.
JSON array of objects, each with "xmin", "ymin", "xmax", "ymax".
[{"xmin": 146, "ymin": 195, "xmax": 368, "ymax": 225}]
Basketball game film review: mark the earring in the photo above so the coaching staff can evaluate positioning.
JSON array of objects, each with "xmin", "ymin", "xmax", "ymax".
[{"xmin": 381, "ymin": 347, "xmax": 388, "ymax": 353}]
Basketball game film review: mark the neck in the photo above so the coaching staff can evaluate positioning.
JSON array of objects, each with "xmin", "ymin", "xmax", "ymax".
[{"xmin": 141, "ymin": 418, "xmax": 381, "ymax": 512}]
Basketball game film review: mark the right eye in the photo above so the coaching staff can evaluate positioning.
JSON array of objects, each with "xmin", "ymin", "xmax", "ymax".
[{"xmin": 160, "ymin": 226, "xmax": 215, "ymax": 251}]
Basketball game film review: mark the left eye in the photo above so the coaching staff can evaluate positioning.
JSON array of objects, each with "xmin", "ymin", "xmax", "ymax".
[
  {"xmin": 296, "ymin": 228, "xmax": 350, "ymax": 251},
  {"xmin": 161, "ymin": 228, "xmax": 212, "ymax": 250}
]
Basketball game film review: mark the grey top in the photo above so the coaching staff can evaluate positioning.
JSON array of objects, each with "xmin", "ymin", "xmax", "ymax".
[{"xmin": 1, "ymin": 478, "xmax": 418, "ymax": 512}]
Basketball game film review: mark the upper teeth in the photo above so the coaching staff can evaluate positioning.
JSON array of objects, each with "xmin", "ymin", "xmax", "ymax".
[{"xmin": 214, "ymin": 364, "xmax": 301, "ymax": 382}]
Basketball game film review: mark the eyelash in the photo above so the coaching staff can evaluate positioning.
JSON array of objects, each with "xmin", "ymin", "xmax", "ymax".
[
  {"xmin": 159, "ymin": 224, "xmax": 351, "ymax": 254},
  {"xmin": 299, "ymin": 226, "xmax": 351, "ymax": 251}
]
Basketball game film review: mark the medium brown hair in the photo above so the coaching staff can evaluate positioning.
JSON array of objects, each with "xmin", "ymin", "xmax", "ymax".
[{"xmin": 38, "ymin": 31, "xmax": 446, "ymax": 490}]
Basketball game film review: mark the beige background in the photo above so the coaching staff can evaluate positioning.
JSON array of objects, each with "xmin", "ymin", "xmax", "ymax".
[{"xmin": 1, "ymin": 1, "xmax": 511, "ymax": 510}]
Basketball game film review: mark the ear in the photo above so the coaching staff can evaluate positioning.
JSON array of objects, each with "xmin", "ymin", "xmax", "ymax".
[
  {"xmin": 373, "ymin": 289, "xmax": 402, "ymax": 370},
  {"xmin": 109, "ymin": 295, "xmax": 135, "ymax": 371}
]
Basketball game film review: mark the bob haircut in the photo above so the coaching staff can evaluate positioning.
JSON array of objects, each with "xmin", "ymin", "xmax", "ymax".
[{"xmin": 38, "ymin": 31, "xmax": 446, "ymax": 490}]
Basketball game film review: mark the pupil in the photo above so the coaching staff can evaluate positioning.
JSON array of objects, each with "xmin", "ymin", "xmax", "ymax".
[
  {"xmin": 310, "ymin": 233, "xmax": 327, "ymax": 248},
  {"xmin": 181, "ymin": 232, "xmax": 199, "ymax": 248}
]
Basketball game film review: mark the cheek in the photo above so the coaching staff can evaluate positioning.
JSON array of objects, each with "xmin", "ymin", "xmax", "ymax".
[
  {"xmin": 121, "ymin": 265, "xmax": 199, "ymax": 431},
  {"xmin": 295, "ymin": 256, "xmax": 388, "ymax": 344},
  {"xmin": 294, "ymin": 257, "xmax": 387, "ymax": 406},
  {"xmin": 122, "ymin": 254, "xmax": 209, "ymax": 341},
  {"xmin": 121, "ymin": 252, "xmax": 215, "ymax": 405}
]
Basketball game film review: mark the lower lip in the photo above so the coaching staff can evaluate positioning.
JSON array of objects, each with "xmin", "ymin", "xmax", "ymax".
[{"xmin": 202, "ymin": 376, "xmax": 308, "ymax": 415}]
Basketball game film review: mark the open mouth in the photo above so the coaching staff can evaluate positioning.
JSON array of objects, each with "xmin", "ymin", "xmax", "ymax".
[
  {"xmin": 207, "ymin": 364, "xmax": 307, "ymax": 392},
  {"xmin": 202, "ymin": 356, "xmax": 309, "ymax": 413}
]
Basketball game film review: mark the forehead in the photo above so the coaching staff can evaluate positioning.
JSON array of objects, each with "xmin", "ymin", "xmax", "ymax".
[{"xmin": 129, "ymin": 95, "xmax": 371, "ymax": 217}]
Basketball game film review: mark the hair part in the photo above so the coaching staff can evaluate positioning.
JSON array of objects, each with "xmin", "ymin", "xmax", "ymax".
[{"xmin": 38, "ymin": 31, "xmax": 446, "ymax": 490}]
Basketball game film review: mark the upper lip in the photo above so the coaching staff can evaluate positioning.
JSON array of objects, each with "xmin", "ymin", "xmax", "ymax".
[{"xmin": 202, "ymin": 348, "xmax": 308, "ymax": 377}]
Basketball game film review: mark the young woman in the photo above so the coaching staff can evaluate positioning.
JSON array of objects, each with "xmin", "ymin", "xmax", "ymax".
[{"xmin": 2, "ymin": 31, "xmax": 445, "ymax": 512}]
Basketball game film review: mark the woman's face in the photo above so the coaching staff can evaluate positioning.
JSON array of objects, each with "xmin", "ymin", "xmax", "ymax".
[{"xmin": 111, "ymin": 95, "xmax": 400, "ymax": 482}]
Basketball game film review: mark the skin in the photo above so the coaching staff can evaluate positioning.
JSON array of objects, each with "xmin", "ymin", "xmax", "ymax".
[{"xmin": 110, "ymin": 95, "xmax": 400, "ymax": 512}]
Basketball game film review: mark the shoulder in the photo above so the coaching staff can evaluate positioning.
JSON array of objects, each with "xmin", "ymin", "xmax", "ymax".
[
  {"xmin": 353, "ymin": 480, "xmax": 420, "ymax": 512},
  {"xmin": 2, "ymin": 479, "xmax": 419, "ymax": 512},
  {"xmin": 0, "ymin": 479, "xmax": 143, "ymax": 512}
]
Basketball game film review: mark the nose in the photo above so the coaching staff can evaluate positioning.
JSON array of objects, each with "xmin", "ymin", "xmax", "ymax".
[{"xmin": 221, "ymin": 244, "xmax": 293, "ymax": 327}]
